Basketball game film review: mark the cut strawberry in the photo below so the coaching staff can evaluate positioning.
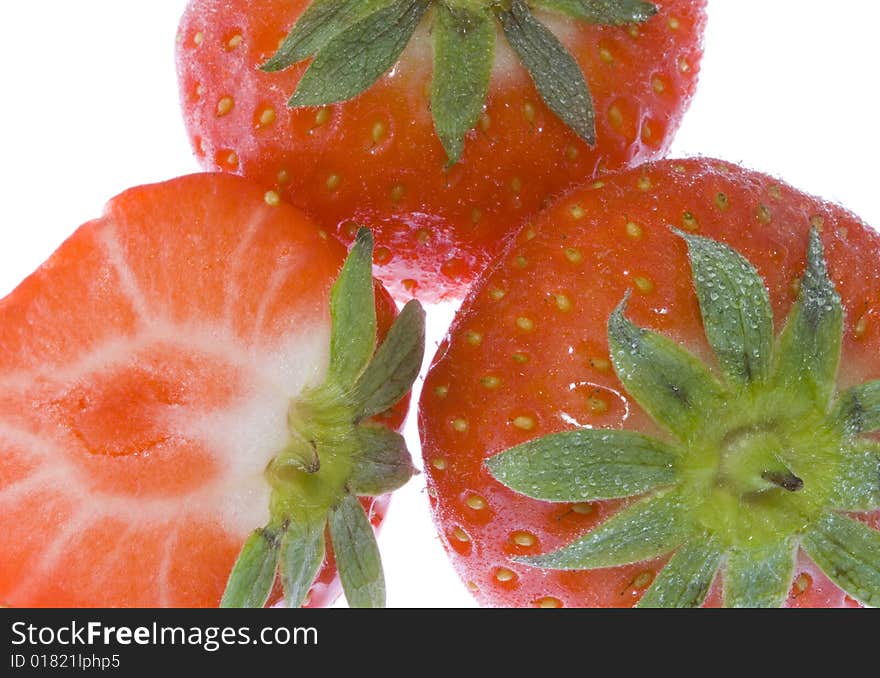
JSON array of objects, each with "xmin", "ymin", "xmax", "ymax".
[{"xmin": 0, "ymin": 173, "xmax": 424, "ymax": 608}]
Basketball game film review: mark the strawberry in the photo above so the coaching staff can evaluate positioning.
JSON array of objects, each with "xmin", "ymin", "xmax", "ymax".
[
  {"xmin": 0, "ymin": 173, "xmax": 425, "ymax": 608},
  {"xmin": 419, "ymin": 158, "xmax": 880, "ymax": 607},
  {"xmin": 176, "ymin": 0, "xmax": 706, "ymax": 301}
]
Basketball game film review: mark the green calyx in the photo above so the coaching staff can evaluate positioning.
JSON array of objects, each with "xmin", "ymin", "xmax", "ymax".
[
  {"xmin": 487, "ymin": 228, "xmax": 880, "ymax": 608},
  {"xmin": 221, "ymin": 229, "xmax": 425, "ymax": 609},
  {"xmin": 261, "ymin": 0, "xmax": 658, "ymax": 164}
]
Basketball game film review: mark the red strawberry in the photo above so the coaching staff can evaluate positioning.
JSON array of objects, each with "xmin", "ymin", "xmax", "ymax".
[
  {"xmin": 419, "ymin": 158, "xmax": 880, "ymax": 607},
  {"xmin": 176, "ymin": 0, "xmax": 706, "ymax": 301},
  {"xmin": 0, "ymin": 173, "xmax": 424, "ymax": 608}
]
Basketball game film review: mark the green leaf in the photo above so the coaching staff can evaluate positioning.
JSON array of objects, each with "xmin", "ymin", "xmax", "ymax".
[
  {"xmin": 328, "ymin": 228, "xmax": 376, "ymax": 388},
  {"xmin": 802, "ymin": 512, "xmax": 880, "ymax": 608},
  {"xmin": 533, "ymin": 0, "xmax": 657, "ymax": 24},
  {"xmin": 290, "ymin": 0, "xmax": 431, "ymax": 107},
  {"xmin": 496, "ymin": 0, "xmax": 595, "ymax": 144},
  {"xmin": 486, "ymin": 429, "xmax": 678, "ymax": 502},
  {"xmin": 518, "ymin": 490, "xmax": 691, "ymax": 570},
  {"xmin": 328, "ymin": 494, "xmax": 385, "ymax": 607},
  {"xmin": 636, "ymin": 534, "xmax": 722, "ymax": 608},
  {"xmin": 349, "ymin": 425, "xmax": 416, "ymax": 496},
  {"xmin": 832, "ymin": 381, "xmax": 880, "ymax": 436},
  {"xmin": 261, "ymin": 0, "xmax": 390, "ymax": 72},
  {"xmin": 676, "ymin": 230, "xmax": 774, "ymax": 387},
  {"xmin": 351, "ymin": 300, "xmax": 425, "ymax": 419},
  {"xmin": 431, "ymin": 2, "xmax": 495, "ymax": 164},
  {"xmin": 724, "ymin": 540, "xmax": 796, "ymax": 608},
  {"xmin": 279, "ymin": 515, "xmax": 326, "ymax": 608},
  {"xmin": 829, "ymin": 440, "xmax": 880, "ymax": 512},
  {"xmin": 608, "ymin": 293, "xmax": 727, "ymax": 442},
  {"xmin": 220, "ymin": 526, "xmax": 281, "ymax": 608},
  {"xmin": 772, "ymin": 229, "xmax": 843, "ymax": 410}
]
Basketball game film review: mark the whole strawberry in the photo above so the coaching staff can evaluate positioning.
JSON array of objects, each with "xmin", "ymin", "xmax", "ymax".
[
  {"xmin": 0, "ymin": 174, "xmax": 424, "ymax": 608},
  {"xmin": 419, "ymin": 158, "xmax": 880, "ymax": 607},
  {"xmin": 176, "ymin": 0, "xmax": 706, "ymax": 301}
]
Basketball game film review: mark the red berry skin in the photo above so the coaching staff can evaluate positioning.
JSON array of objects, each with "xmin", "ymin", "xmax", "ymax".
[
  {"xmin": 176, "ymin": 0, "xmax": 707, "ymax": 301},
  {"xmin": 419, "ymin": 158, "xmax": 880, "ymax": 607}
]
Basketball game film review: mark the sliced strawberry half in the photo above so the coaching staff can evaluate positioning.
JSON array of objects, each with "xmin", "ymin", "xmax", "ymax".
[{"xmin": 0, "ymin": 173, "xmax": 424, "ymax": 608}]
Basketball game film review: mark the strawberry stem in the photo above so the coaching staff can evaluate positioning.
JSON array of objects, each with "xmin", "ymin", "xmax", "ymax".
[
  {"xmin": 222, "ymin": 228, "xmax": 425, "ymax": 608},
  {"xmin": 272, "ymin": 430, "xmax": 320, "ymax": 475},
  {"xmin": 761, "ymin": 470, "xmax": 803, "ymax": 493},
  {"xmin": 261, "ymin": 0, "xmax": 660, "ymax": 163}
]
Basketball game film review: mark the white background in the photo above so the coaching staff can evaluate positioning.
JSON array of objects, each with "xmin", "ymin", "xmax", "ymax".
[{"xmin": 0, "ymin": 2, "xmax": 877, "ymax": 607}]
